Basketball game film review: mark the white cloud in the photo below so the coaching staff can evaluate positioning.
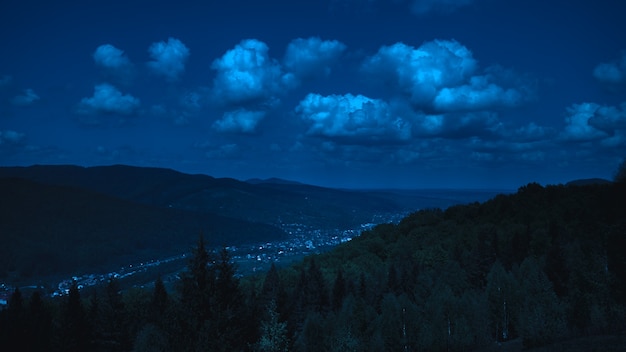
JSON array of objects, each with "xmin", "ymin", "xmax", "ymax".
[
  {"xmin": 213, "ymin": 109, "xmax": 266, "ymax": 133},
  {"xmin": 560, "ymin": 103, "xmax": 609, "ymax": 142},
  {"xmin": 410, "ymin": 0, "xmax": 474, "ymax": 14},
  {"xmin": 587, "ymin": 102, "xmax": 626, "ymax": 132},
  {"xmin": 211, "ymin": 39, "xmax": 296, "ymax": 106},
  {"xmin": 0, "ymin": 130, "xmax": 25, "ymax": 144},
  {"xmin": 433, "ymin": 75, "xmax": 522, "ymax": 111},
  {"xmin": 284, "ymin": 37, "xmax": 346, "ymax": 78},
  {"xmin": 147, "ymin": 37, "xmax": 190, "ymax": 81},
  {"xmin": 593, "ymin": 51, "xmax": 626, "ymax": 84},
  {"xmin": 362, "ymin": 40, "xmax": 477, "ymax": 104},
  {"xmin": 94, "ymin": 44, "xmax": 132, "ymax": 69},
  {"xmin": 559, "ymin": 102, "xmax": 626, "ymax": 146},
  {"xmin": 363, "ymin": 39, "xmax": 533, "ymax": 112},
  {"xmin": 77, "ymin": 83, "xmax": 140, "ymax": 115},
  {"xmin": 11, "ymin": 88, "xmax": 40, "ymax": 106},
  {"xmin": 93, "ymin": 44, "xmax": 135, "ymax": 84},
  {"xmin": 296, "ymin": 93, "xmax": 411, "ymax": 143}
]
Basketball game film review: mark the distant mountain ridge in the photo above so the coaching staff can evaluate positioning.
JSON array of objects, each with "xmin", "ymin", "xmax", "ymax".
[
  {"xmin": 246, "ymin": 177, "xmax": 304, "ymax": 185},
  {"xmin": 565, "ymin": 178, "xmax": 612, "ymax": 186},
  {"xmin": 0, "ymin": 164, "xmax": 504, "ymax": 230}
]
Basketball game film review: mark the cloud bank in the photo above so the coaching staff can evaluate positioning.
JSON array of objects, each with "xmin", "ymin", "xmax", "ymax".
[{"xmin": 147, "ymin": 38, "xmax": 190, "ymax": 81}]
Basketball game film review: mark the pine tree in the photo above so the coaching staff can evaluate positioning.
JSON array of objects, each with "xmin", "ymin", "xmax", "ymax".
[
  {"xmin": 305, "ymin": 258, "xmax": 329, "ymax": 312},
  {"xmin": 486, "ymin": 261, "xmax": 516, "ymax": 342},
  {"xmin": 332, "ymin": 269, "xmax": 347, "ymax": 311},
  {"xmin": 27, "ymin": 291, "xmax": 53, "ymax": 351},
  {"xmin": 150, "ymin": 276, "xmax": 169, "ymax": 325},
  {"xmin": 173, "ymin": 234, "xmax": 216, "ymax": 351},
  {"xmin": 94, "ymin": 278, "xmax": 129, "ymax": 351},
  {"xmin": 211, "ymin": 246, "xmax": 253, "ymax": 351},
  {"xmin": 517, "ymin": 257, "xmax": 566, "ymax": 348},
  {"xmin": 3, "ymin": 288, "xmax": 26, "ymax": 349},
  {"xmin": 256, "ymin": 300, "xmax": 289, "ymax": 352},
  {"xmin": 56, "ymin": 281, "xmax": 91, "ymax": 352}
]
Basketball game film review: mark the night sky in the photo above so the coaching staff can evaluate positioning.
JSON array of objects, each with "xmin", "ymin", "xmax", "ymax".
[{"xmin": 1, "ymin": 0, "xmax": 626, "ymax": 189}]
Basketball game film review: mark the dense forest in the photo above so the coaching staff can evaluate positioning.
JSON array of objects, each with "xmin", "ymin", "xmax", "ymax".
[{"xmin": 1, "ymin": 179, "xmax": 625, "ymax": 351}]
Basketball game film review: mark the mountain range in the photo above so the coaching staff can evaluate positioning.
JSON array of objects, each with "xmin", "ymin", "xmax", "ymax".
[{"xmin": 0, "ymin": 164, "xmax": 508, "ymax": 283}]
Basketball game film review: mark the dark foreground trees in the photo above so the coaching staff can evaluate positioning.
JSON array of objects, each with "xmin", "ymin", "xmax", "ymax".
[{"xmin": 1, "ymin": 182, "xmax": 625, "ymax": 351}]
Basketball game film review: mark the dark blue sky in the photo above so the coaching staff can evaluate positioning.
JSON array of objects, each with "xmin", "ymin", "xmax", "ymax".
[{"xmin": 1, "ymin": 0, "xmax": 626, "ymax": 188}]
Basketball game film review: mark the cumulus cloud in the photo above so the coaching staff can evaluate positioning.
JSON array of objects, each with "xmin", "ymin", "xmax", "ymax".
[
  {"xmin": 147, "ymin": 37, "xmax": 190, "ymax": 81},
  {"xmin": 558, "ymin": 101, "xmax": 626, "ymax": 146},
  {"xmin": 410, "ymin": 0, "xmax": 474, "ymax": 15},
  {"xmin": 77, "ymin": 83, "xmax": 140, "ymax": 115},
  {"xmin": 284, "ymin": 37, "xmax": 347, "ymax": 78},
  {"xmin": 363, "ymin": 39, "xmax": 533, "ymax": 112},
  {"xmin": 11, "ymin": 88, "xmax": 40, "ymax": 106},
  {"xmin": 93, "ymin": 44, "xmax": 134, "ymax": 83},
  {"xmin": 587, "ymin": 102, "xmax": 626, "ymax": 132},
  {"xmin": 211, "ymin": 39, "xmax": 295, "ymax": 106},
  {"xmin": 213, "ymin": 109, "xmax": 266, "ymax": 133},
  {"xmin": 560, "ymin": 103, "xmax": 611, "ymax": 142},
  {"xmin": 94, "ymin": 44, "xmax": 132, "ymax": 70},
  {"xmin": 593, "ymin": 51, "xmax": 626, "ymax": 84},
  {"xmin": 363, "ymin": 40, "xmax": 477, "ymax": 104},
  {"xmin": 296, "ymin": 93, "xmax": 411, "ymax": 143},
  {"xmin": 433, "ymin": 75, "xmax": 523, "ymax": 111}
]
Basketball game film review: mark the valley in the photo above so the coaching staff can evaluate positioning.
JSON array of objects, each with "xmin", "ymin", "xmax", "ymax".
[{"xmin": 0, "ymin": 164, "xmax": 508, "ymax": 301}]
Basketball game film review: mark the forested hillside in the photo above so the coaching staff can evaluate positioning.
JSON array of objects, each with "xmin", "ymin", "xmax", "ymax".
[
  {"xmin": 1, "ymin": 181, "xmax": 625, "ymax": 351},
  {"xmin": 0, "ymin": 177, "xmax": 285, "ymax": 282}
]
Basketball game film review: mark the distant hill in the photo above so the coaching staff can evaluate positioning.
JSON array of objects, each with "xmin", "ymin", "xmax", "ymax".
[
  {"xmin": 0, "ymin": 177, "xmax": 284, "ymax": 282},
  {"xmin": 0, "ymin": 165, "xmax": 506, "ymax": 229},
  {"xmin": 565, "ymin": 178, "xmax": 612, "ymax": 186},
  {"xmin": 246, "ymin": 177, "xmax": 304, "ymax": 185}
]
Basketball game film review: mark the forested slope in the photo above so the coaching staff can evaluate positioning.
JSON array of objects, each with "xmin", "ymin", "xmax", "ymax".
[
  {"xmin": 275, "ymin": 181, "xmax": 626, "ymax": 350},
  {"xmin": 0, "ymin": 177, "xmax": 284, "ymax": 281}
]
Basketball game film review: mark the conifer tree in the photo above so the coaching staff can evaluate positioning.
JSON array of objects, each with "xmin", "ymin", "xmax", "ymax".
[
  {"xmin": 150, "ymin": 276, "xmax": 169, "ymax": 324},
  {"xmin": 27, "ymin": 291, "xmax": 53, "ymax": 351},
  {"xmin": 256, "ymin": 300, "xmax": 289, "ymax": 352},
  {"xmin": 332, "ymin": 269, "xmax": 347, "ymax": 311},
  {"xmin": 56, "ymin": 281, "xmax": 91, "ymax": 351},
  {"xmin": 2, "ymin": 288, "xmax": 26, "ymax": 349}
]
